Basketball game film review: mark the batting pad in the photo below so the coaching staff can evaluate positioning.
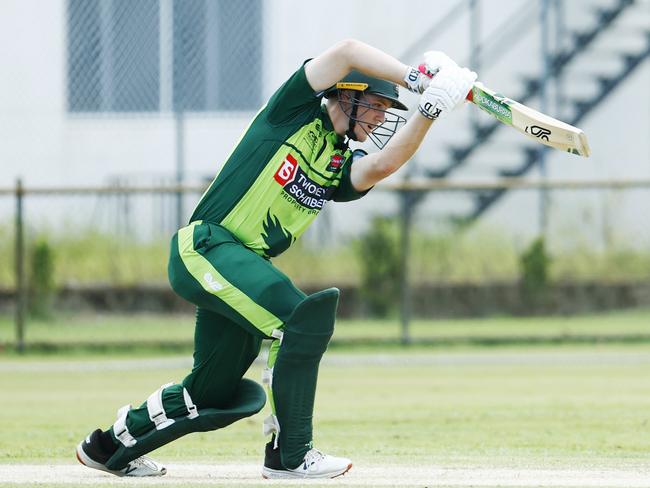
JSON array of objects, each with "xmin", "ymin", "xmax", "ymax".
[
  {"xmin": 271, "ymin": 288, "xmax": 339, "ymax": 469},
  {"xmin": 105, "ymin": 378, "xmax": 266, "ymax": 470}
]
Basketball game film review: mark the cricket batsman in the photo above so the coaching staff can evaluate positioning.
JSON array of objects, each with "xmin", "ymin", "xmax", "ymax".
[{"xmin": 75, "ymin": 39, "xmax": 476, "ymax": 479}]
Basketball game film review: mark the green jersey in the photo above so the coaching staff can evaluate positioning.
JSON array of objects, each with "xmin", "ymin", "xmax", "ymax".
[{"xmin": 190, "ymin": 63, "xmax": 369, "ymax": 258}]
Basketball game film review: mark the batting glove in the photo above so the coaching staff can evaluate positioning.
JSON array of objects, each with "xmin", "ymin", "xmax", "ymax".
[
  {"xmin": 403, "ymin": 51, "xmax": 459, "ymax": 94},
  {"xmin": 418, "ymin": 66, "xmax": 477, "ymax": 121},
  {"xmin": 423, "ymin": 50, "xmax": 458, "ymax": 73}
]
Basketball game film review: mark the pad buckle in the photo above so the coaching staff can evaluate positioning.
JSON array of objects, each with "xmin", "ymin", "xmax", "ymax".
[
  {"xmin": 271, "ymin": 329, "xmax": 284, "ymax": 344},
  {"xmin": 147, "ymin": 382, "xmax": 175, "ymax": 430},
  {"xmin": 261, "ymin": 367, "xmax": 273, "ymax": 387},
  {"xmin": 183, "ymin": 387, "xmax": 199, "ymax": 420},
  {"xmin": 113, "ymin": 404, "xmax": 137, "ymax": 448},
  {"xmin": 263, "ymin": 414, "xmax": 280, "ymax": 449}
]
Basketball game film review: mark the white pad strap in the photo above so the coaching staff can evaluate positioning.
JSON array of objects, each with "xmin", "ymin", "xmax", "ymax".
[
  {"xmin": 263, "ymin": 414, "xmax": 280, "ymax": 448},
  {"xmin": 147, "ymin": 382, "xmax": 175, "ymax": 430},
  {"xmin": 113, "ymin": 404, "xmax": 137, "ymax": 448},
  {"xmin": 271, "ymin": 329, "xmax": 284, "ymax": 344},
  {"xmin": 182, "ymin": 387, "xmax": 199, "ymax": 420},
  {"xmin": 261, "ymin": 367, "xmax": 273, "ymax": 388}
]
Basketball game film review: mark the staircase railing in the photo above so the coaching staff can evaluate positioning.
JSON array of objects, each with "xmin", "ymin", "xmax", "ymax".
[
  {"xmin": 468, "ymin": 34, "xmax": 650, "ymax": 219},
  {"xmin": 428, "ymin": 0, "xmax": 637, "ymax": 179}
]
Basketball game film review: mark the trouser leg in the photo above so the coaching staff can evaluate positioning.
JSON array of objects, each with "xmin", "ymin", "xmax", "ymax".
[
  {"xmin": 264, "ymin": 288, "xmax": 339, "ymax": 469},
  {"xmin": 168, "ymin": 221, "xmax": 336, "ymax": 468},
  {"xmin": 104, "ymin": 308, "xmax": 265, "ymax": 470},
  {"xmin": 182, "ymin": 307, "xmax": 263, "ymax": 407}
]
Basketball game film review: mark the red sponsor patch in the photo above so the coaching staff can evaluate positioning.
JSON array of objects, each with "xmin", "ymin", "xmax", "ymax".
[
  {"xmin": 274, "ymin": 154, "xmax": 298, "ymax": 185},
  {"xmin": 327, "ymin": 154, "xmax": 345, "ymax": 173},
  {"xmin": 330, "ymin": 154, "xmax": 344, "ymax": 168}
]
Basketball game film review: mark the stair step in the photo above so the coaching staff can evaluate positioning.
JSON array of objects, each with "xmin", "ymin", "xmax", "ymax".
[{"xmin": 431, "ymin": 0, "xmax": 643, "ymax": 221}]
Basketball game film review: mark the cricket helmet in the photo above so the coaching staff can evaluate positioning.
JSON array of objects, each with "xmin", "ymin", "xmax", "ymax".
[
  {"xmin": 324, "ymin": 70, "xmax": 407, "ymax": 149},
  {"xmin": 324, "ymin": 70, "xmax": 408, "ymax": 110}
]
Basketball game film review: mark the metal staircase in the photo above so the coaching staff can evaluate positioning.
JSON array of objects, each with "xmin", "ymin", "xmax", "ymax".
[
  {"xmin": 468, "ymin": 28, "xmax": 650, "ymax": 219},
  {"xmin": 429, "ymin": 0, "xmax": 640, "ymax": 179}
]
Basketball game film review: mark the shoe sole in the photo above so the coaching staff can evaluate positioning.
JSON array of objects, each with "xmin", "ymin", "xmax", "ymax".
[
  {"xmin": 76, "ymin": 441, "xmax": 166, "ymax": 477},
  {"xmin": 262, "ymin": 462, "xmax": 352, "ymax": 479},
  {"xmin": 76, "ymin": 442, "xmax": 125, "ymax": 477}
]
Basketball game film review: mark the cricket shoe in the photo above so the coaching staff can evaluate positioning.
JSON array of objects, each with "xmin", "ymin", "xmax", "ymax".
[
  {"xmin": 262, "ymin": 440, "xmax": 352, "ymax": 479},
  {"xmin": 76, "ymin": 429, "xmax": 166, "ymax": 477}
]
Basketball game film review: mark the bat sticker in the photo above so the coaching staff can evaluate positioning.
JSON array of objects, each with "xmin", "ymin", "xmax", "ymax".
[{"xmin": 525, "ymin": 125, "xmax": 552, "ymax": 141}]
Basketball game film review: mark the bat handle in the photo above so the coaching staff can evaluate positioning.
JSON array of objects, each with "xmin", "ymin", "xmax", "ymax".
[{"xmin": 417, "ymin": 63, "xmax": 474, "ymax": 101}]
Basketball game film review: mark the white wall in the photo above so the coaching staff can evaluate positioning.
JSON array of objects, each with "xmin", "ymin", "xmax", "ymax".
[{"xmin": 0, "ymin": 0, "xmax": 648, "ymax": 246}]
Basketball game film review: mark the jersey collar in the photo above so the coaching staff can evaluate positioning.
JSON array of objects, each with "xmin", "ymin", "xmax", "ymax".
[{"xmin": 319, "ymin": 105, "xmax": 347, "ymax": 149}]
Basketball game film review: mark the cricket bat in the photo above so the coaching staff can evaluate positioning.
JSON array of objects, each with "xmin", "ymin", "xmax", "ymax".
[
  {"xmin": 418, "ymin": 65, "xmax": 591, "ymax": 157},
  {"xmin": 467, "ymin": 82, "xmax": 590, "ymax": 157}
]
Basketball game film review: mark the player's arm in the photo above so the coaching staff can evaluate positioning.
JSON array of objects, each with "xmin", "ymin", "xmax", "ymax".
[
  {"xmin": 350, "ymin": 116, "xmax": 432, "ymax": 191},
  {"xmin": 350, "ymin": 66, "xmax": 477, "ymax": 191},
  {"xmin": 304, "ymin": 39, "xmax": 413, "ymax": 93},
  {"xmin": 305, "ymin": 40, "xmax": 460, "ymax": 95}
]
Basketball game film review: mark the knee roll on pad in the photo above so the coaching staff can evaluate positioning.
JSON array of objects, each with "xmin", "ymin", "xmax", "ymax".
[
  {"xmin": 269, "ymin": 288, "xmax": 339, "ymax": 469},
  {"xmin": 105, "ymin": 378, "xmax": 265, "ymax": 470},
  {"xmin": 277, "ymin": 287, "xmax": 339, "ymax": 356}
]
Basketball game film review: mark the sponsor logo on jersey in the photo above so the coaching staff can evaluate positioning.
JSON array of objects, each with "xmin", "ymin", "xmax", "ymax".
[
  {"xmin": 326, "ymin": 153, "xmax": 345, "ymax": 173},
  {"xmin": 275, "ymin": 153, "xmax": 335, "ymax": 210},
  {"xmin": 274, "ymin": 154, "xmax": 298, "ymax": 185},
  {"xmin": 305, "ymin": 130, "xmax": 318, "ymax": 150}
]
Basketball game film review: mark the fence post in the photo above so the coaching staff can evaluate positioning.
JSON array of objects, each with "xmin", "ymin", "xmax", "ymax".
[
  {"xmin": 175, "ymin": 111, "xmax": 185, "ymax": 229},
  {"xmin": 539, "ymin": 0, "xmax": 551, "ymax": 235},
  {"xmin": 399, "ymin": 189, "xmax": 415, "ymax": 344},
  {"xmin": 14, "ymin": 178, "xmax": 26, "ymax": 353}
]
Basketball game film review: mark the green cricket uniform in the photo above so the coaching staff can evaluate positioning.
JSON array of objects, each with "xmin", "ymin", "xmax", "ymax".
[
  {"xmin": 170, "ymin": 61, "xmax": 369, "ymax": 342},
  {"xmin": 108, "ymin": 63, "xmax": 371, "ymax": 471},
  {"xmin": 190, "ymin": 62, "xmax": 367, "ymax": 258}
]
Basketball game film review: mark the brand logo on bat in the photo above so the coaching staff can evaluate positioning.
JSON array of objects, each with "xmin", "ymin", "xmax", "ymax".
[
  {"xmin": 526, "ymin": 125, "xmax": 552, "ymax": 141},
  {"xmin": 474, "ymin": 92, "xmax": 511, "ymax": 119}
]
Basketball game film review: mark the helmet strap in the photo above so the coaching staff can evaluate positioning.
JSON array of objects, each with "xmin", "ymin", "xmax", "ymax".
[{"xmin": 345, "ymin": 91, "xmax": 362, "ymax": 141}]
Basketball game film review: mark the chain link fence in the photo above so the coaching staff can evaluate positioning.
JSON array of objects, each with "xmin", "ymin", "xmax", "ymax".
[{"xmin": 67, "ymin": 0, "xmax": 262, "ymax": 114}]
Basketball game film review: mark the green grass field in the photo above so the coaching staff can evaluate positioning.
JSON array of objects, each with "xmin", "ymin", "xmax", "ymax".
[
  {"xmin": 2, "ymin": 313, "xmax": 650, "ymax": 487},
  {"xmin": 2, "ymin": 308, "xmax": 650, "ymax": 350},
  {"xmin": 3, "ymin": 345, "xmax": 650, "ymax": 466}
]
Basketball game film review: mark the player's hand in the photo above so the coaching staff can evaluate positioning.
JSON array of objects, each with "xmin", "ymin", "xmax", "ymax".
[
  {"xmin": 404, "ymin": 51, "xmax": 459, "ymax": 94},
  {"xmin": 423, "ymin": 50, "xmax": 458, "ymax": 74},
  {"xmin": 418, "ymin": 66, "xmax": 477, "ymax": 121}
]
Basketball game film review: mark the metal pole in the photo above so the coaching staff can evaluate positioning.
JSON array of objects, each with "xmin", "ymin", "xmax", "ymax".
[
  {"xmin": 399, "ymin": 190, "xmax": 414, "ymax": 345},
  {"xmin": 14, "ymin": 179, "xmax": 25, "ymax": 353},
  {"xmin": 175, "ymin": 110, "xmax": 185, "ymax": 228},
  {"xmin": 99, "ymin": 0, "xmax": 114, "ymax": 112},
  {"xmin": 469, "ymin": 0, "xmax": 481, "ymax": 133},
  {"xmin": 554, "ymin": 0, "xmax": 565, "ymax": 119},
  {"xmin": 539, "ymin": 0, "xmax": 550, "ymax": 236}
]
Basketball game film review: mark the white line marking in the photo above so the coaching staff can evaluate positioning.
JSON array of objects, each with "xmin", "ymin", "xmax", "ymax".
[{"xmin": 2, "ymin": 463, "xmax": 650, "ymax": 487}]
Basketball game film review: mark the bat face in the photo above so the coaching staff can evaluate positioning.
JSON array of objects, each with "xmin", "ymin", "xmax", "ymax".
[{"xmin": 469, "ymin": 83, "xmax": 591, "ymax": 157}]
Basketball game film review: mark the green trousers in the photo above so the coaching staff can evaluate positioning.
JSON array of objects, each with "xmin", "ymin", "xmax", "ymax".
[
  {"xmin": 111, "ymin": 221, "xmax": 307, "ymax": 458},
  {"xmin": 170, "ymin": 221, "xmax": 306, "ymax": 403}
]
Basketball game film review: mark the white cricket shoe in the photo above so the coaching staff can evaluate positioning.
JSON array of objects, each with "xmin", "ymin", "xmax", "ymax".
[
  {"xmin": 76, "ymin": 430, "xmax": 166, "ymax": 477},
  {"xmin": 262, "ymin": 446, "xmax": 352, "ymax": 479}
]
